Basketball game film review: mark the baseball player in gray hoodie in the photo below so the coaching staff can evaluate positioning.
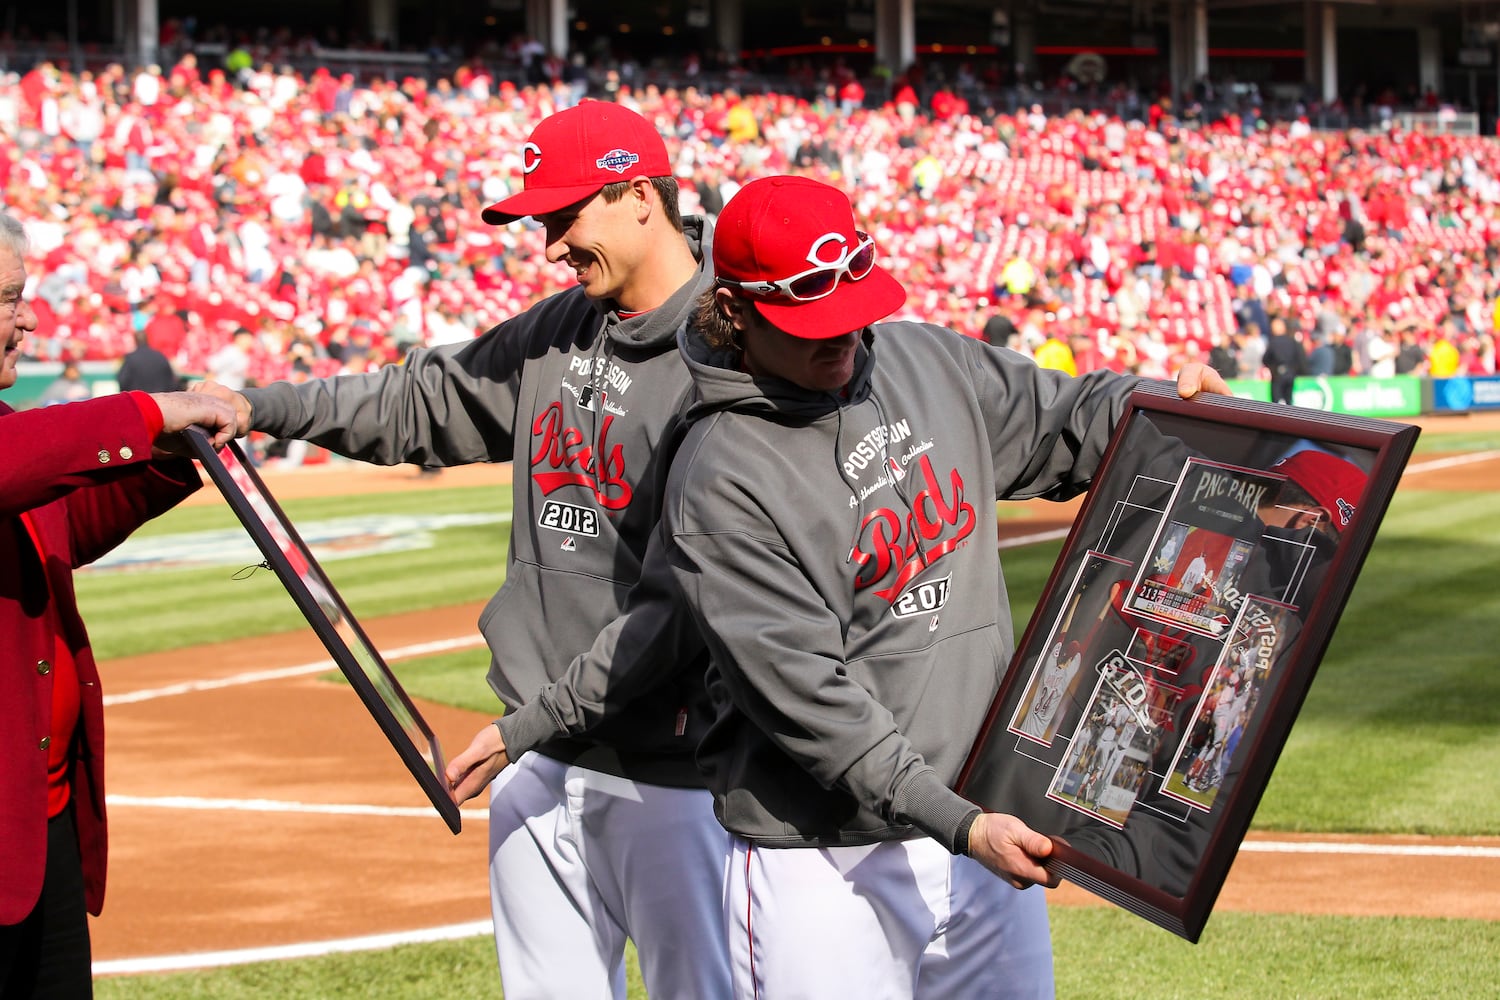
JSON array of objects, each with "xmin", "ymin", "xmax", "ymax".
[
  {"xmin": 662, "ymin": 175, "xmax": 1229, "ymax": 999},
  {"xmin": 195, "ymin": 102, "xmax": 729, "ymax": 1000}
]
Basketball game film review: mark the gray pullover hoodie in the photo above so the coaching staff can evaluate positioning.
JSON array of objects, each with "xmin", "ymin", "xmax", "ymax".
[
  {"xmin": 664, "ymin": 319, "xmax": 1140, "ymax": 850},
  {"xmin": 242, "ymin": 218, "xmax": 716, "ymax": 786}
]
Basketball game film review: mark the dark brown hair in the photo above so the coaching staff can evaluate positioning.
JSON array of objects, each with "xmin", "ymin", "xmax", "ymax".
[
  {"xmin": 691, "ymin": 288, "xmax": 740, "ymax": 351},
  {"xmin": 599, "ymin": 176, "xmax": 684, "ymax": 232}
]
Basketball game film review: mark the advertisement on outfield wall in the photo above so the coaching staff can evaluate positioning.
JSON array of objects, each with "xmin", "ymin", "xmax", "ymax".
[
  {"xmin": 1224, "ymin": 380, "xmax": 1271, "ymax": 402},
  {"xmin": 1432, "ymin": 375, "xmax": 1500, "ymax": 412},
  {"xmin": 1225, "ymin": 377, "xmax": 1422, "ymax": 417},
  {"xmin": 1289, "ymin": 375, "xmax": 1423, "ymax": 417}
]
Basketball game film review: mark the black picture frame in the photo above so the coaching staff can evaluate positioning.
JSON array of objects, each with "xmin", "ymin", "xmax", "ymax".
[
  {"xmin": 957, "ymin": 384, "xmax": 1419, "ymax": 941},
  {"xmin": 185, "ymin": 429, "xmax": 462, "ymax": 833}
]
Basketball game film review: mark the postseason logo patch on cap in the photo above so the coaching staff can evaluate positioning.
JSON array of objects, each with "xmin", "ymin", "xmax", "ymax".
[{"xmin": 596, "ymin": 149, "xmax": 641, "ymax": 173}]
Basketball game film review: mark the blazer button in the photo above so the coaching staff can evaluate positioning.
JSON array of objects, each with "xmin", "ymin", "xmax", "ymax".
[
  {"xmin": 98, "ymin": 449, "xmax": 111, "ymax": 464},
  {"xmin": 120, "ymin": 446, "xmax": 135, "ymax": 460},
  {"xmin": 37, "ymin": 659, "xmax": 51, "ymax": 675},
  {"xmin": 39, "ymin": 736, "xmax": 51, "ymax": 750}
]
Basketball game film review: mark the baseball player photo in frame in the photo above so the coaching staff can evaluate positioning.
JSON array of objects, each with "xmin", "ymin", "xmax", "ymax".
[
  {"xmin": 184, "ymin": 428, "xmax": 462, "ymax": 833},
  {"xmin": 957, "ymin": 383, "xmax": 1419, "ymax": 941}
]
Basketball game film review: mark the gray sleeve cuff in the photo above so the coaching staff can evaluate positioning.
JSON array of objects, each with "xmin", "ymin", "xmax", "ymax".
[
  {"xmin": 493, "ymin": 694, "xmax": 566, "ymax": 759},
  {"xmin": 891, "ymin": 767, "xmax": 984, "ymax": 854},
  {"xmin": 240, "ymin": 386, "xmax": 282, "ymax": 433}
]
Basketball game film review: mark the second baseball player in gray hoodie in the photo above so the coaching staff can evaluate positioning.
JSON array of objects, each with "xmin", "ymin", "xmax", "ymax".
[{"xmin": 660, "ymin": 175, "xmax": 1228, "ymax": 1000}]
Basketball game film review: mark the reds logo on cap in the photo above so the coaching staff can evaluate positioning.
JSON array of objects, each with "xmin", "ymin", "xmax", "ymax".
[
  {"xmin": 521, "ymin": 142, "xmax": 543, "ymax": 174},
  {"xmin": 596, "ymin": 149, "xmax": 641, "ymax": 173}
]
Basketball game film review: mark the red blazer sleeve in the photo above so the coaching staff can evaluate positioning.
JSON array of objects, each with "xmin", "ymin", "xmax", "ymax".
[{"xmin": 0, "ymin": 397, "xmax": 202, "ymax": 566}]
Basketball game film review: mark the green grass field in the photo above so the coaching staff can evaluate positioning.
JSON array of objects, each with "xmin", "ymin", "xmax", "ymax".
[{"xmin": 83, "ymin": 435, "xmax": 1500, "ymax": 998}]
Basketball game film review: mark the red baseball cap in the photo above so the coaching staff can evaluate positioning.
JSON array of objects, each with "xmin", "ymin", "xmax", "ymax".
[
  {"xmin": 481, "ymin": 101, "xmax": 671, "ymax": 225},
  {"xmin": 713, "ymin": 175, "xmax": 906, "ymax": 340},
  {"xmin": 1269, "ymin": 450, "xmax": 1367, "ymax": 533}
]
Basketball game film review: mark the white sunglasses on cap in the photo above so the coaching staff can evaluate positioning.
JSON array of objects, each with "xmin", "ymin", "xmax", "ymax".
[{"xmin": 716, "ymin": 232, "xmax": 877, "ymax": 302}]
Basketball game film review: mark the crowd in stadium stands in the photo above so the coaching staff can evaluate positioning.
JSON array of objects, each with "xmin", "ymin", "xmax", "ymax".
[{"xmin": 1, "ymin": 47, "xmax": 1497, "ymax": 397}]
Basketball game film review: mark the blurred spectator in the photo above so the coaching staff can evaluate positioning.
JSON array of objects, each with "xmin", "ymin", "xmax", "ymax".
[
  {"xmin": 1033, "ymin": 328, "xmax": 1077, "ymax": 375},
  {"xmin": 981, "ymin": 305, "xmax": 1017, "ymax": 348},
  {"xmin": 1000, "ymin": 254, "xmax": 1036, "ymax": 299},
  {"xmin": 1363, "ymin": 324, "xmax": 1398, "ymax": 378},
  {"xmin": 37, "ymin": 363, "xmax": 92, "ymax": 405},
  {"xmin": 1235, "ymin": 324, "xmax": 1265, "ymax": 379},
  {"xmin": 1427, "ymin": 322, "xmax": 1462, "ymax": 377},
  {"xmin": 207, "ymin": 328, "xmax": 255, "ymax": 391},
  {"xmin": 1394, "ymin": 327, "xmax": 1428, "ymax": 374},
  {"xmin": 116, "ymin": 331, "xmax": 180, "ymax": 393},
  {"xmin": 1263, "ymin": 317, "xmax": 1306, "ymax": 404},
  {"xmin": 1206, "ymin": 331, "xmax": 1239, "ymax": 380}
]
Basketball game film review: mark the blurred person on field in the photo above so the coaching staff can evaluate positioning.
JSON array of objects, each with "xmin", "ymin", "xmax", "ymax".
[
  {"xmin": 1262, "ymin": 316, "xmax": 1306, "ymax": 405},
  {"xmin": 191, "ymin": 101, "xmax": 730, "ymax": 1000},
  {"xmin": 1362, "ymin": 323, "xmax": 1397, "ymax": 379},
  {"xmin": 1306, "ymin": 329, "xmax": 1337, "ymax": 377},
  {"xmin": 206, "ymin": 328, "xmax": 255, "ymax": 392},
  {"xmin": 0, "ymin": 210, "xmax": 237, "ymax": 999},
  {"xmin": 116, "ymin": 328, "xmax": 180, "ymax": 394},
  {"xmin": 981, "ymin": 302, "xmax": 1017, "ymax": 349},
  {"xmin": 1206, "ymin": 331, "xmax": 1239, "ymax": 380},
  {"xmin": 1235, "ymin": 323, "xmax": 1265, "ymax": 379},
  {"xmin": 657, "ymin": 175, "xmax": 1229, "ymax": 999},
  {"xmin": 37, "ymin": 363, "xmax": 92, "ymax": 406},
  {"xmin": 1393, "ymin": 325, "xmax": 1427, "ymax": 375},
  {"xmin": 1427, "ymin": 321, "xmax": 1462, "ymax": 377},
  {"xmin": 1033, "ymin": 326, "xmax": 1078, "ymax": 375}
]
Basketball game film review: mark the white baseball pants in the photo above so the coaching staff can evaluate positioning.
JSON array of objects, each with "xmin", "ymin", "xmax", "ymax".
[
  {"xmin": 726, "ymin": 835, "xmax": 1053, "ymax": 1000},
  {"xmin": 488, "ymin": 752, "xmax": 732, "ymax": 1000}
]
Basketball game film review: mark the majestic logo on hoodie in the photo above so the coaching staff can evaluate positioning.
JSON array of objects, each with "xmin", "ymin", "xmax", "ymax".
[
  {"xmin": 851, "ymin": 454, "xmax": 976, "ymax": 604},
  {"xmin": 530, "ymin": 400, "xmax": 633, "ymax": 510}
]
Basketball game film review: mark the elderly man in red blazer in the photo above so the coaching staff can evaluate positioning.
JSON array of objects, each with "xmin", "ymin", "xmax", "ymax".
[{"xmin": 0, "ymin": 211, "xmax": 237, "ymax": 998}]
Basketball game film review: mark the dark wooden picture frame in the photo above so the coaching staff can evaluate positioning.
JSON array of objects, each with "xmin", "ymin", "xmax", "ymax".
[
  {"xmin": 957, "ymin": 384, "xmax": 1419, "ymax": 941},
  {"xmin": 185, "ymin": 429, "xmax": 462, "ymax": 833}
]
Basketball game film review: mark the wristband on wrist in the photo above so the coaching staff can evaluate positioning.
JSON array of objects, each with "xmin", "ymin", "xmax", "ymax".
[{"xmin": 954, "ymin": 807, "xmax": 982, "ymax": 857}]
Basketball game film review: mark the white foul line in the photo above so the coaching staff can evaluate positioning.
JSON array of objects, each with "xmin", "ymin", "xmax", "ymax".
[
  {"xmin": 1240, "ymin": 839, "xmax": 1500, "ymax": 859},
  {"xmin": 998, "ymin": 527, "xmax": 1070, "ymax": 550},
  {"xmin": 1402, "ymin": 449, "xmax": 1500, "ymax": 475},
  {"xmin": 103, "ymin": 635, "xmax": 488, "ymax": 706},
  {"xmin": 106, "ymin": 793, "xmax": 490, "ymax": 821},
  {"xmin": 93, "ymin": 920, "xmax": 496, "ymax": 976}
]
